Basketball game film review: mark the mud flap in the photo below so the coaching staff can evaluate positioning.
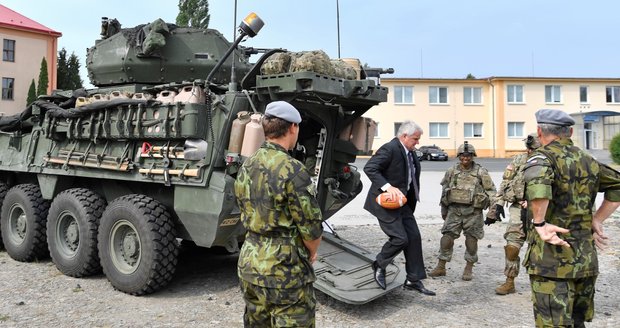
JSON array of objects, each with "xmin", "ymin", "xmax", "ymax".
[{"xmin": 313, "ymin": 231, "xmax": 405, "ymax": 304}]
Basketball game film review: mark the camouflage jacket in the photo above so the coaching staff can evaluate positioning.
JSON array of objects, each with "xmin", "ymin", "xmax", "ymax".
[
  {"xmin": 234, "ymin": 141, "xmax": 323, "ymax": 289},
  {"xmin": 490, "ymin": 153, "xmax": 528, "ymax": 209},
  {"xmin": 523, "ymin": 138, "xmax": 620, "ymax": 278},
  {"xmin": 440, "ymin": 162, "xmax": 496, "ymax": 210}
]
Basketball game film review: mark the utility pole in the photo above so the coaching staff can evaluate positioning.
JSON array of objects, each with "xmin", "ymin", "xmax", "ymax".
[{"xmin": 336, "ymin": 0, "xmax": 341, "ymax": 58}]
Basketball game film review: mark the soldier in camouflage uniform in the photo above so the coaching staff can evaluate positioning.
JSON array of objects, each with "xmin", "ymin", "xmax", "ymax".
[
  {"xmin": 486, "ymin": 133, "xmax": 541, "ymax": 295},
  {"xmin": 523, "ymin": 109, "xmax": 620, "ymax": 328},
  {"xmin": 234, "ymin": 101, "xmax": 323, "ymax": 328},
  {"xmin": 429, "ymin": 142, "xmax": 496, "ymax": 281}
]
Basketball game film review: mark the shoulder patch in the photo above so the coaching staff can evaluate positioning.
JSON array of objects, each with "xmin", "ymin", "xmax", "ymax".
[{"xmin": 527, "ymin": 155, "xmax": 547, "ymax": 163}]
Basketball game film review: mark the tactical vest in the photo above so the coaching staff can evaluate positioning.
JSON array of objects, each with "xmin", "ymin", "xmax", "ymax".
[{"xmin": 444, "ymin": 164, "xmax": 490, "ymax": 209}]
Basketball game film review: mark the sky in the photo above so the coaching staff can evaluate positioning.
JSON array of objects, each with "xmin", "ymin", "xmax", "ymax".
[{"xmin": 3, "ymin": 0, "xmax": 620, "ymax": 87}]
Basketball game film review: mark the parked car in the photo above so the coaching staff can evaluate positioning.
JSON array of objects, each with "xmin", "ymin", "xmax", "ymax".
[
  {"xmin": 414, "ymin": 149, "xmax": 424, "ymax": 161},
  {"xmin": 419, "ymin": 145, "xmax": 448, "ymax": 161}
]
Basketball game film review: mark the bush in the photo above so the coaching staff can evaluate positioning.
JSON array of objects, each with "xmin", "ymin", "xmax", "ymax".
[{"xmin": 609, "ymin": 133, "xmax": 620, "ymax": 165}]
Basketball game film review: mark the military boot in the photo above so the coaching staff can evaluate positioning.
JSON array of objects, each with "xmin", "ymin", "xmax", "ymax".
[
  {"xmin": 495, "ymin": 277, "xmax": 516, "ymax": 295},
  {"xmin": 461, "ymin": 261, "xmax": 474, "ymax": 281},
  {"xmin": 429, "ymin": 259, "xmax": 447, "ymax": 277}
]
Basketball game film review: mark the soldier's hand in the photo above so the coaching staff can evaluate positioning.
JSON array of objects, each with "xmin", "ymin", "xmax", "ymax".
[
  {"xmin": 484, "ymin": 217, "xmax": 497, "ymax": 226},
  {"xmin": 592, "ymin": 221, "xmax": 609, "ymax": 250},
  {"xmin": 535, "ymin": 223, "xmax": 571, "ymax": 248}
]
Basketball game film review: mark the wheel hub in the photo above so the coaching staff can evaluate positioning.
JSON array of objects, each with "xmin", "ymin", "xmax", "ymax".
[
  {"xmin": 15, "ymin": 213, "xmax": 27, "ymax": 237},
  {"xmin": 121, "ymin": 232, "xmax": 139, "ymax": 266},
  {"xmin": 65, "ymin": 221, "xmax": 79, "ymax": 245}
]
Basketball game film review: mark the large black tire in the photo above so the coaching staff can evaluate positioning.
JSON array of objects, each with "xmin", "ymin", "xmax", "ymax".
[
  {"xmin": 426, "ymin": 154, "xmax": 432, "ymax": 161},
  {"xmin": 98, "ymin": 194, "xmax": 178, "ymax": 295},
  {"xmin": 0, "ymin": 182, "xmax": 9, "ymax": 250},
  {"xmin": 47, "ymin": 188, "xmax": 106, "ymax": 277},
  {"xmin": 0, "ymin": 184, "xmax": 50, "ymax": 261}
]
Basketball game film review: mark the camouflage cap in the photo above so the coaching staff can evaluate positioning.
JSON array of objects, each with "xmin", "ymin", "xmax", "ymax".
[
  {"xmin": 265, "ymin": 101, "xmax": 302, "ymax": 124},
  {"xmin": 535, "ymin": 109, "xmax": 575, "ymax": 126}
]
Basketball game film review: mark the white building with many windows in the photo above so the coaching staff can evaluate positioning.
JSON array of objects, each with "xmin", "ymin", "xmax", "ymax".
[{"xmin": 367, "ymin": 77, "xmax": 620, "ymax": 158}]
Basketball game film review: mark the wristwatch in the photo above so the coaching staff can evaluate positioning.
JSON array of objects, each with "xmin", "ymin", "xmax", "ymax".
[{"xmin": 532, "ymin": 221, "xmax": 546, "ymax": 227}]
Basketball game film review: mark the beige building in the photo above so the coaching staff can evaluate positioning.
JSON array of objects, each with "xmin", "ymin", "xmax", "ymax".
[
  {"xmin": 368, "ymin": 77, "xmax": 620, "ymax": 158},
  {"xmin": 0, "ymin": 5, "xmax": 61, "ymax": 116}
]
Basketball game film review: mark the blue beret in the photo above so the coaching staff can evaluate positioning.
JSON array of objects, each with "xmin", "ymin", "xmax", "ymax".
[
  {"xmin": 535, "ymin": 109, "xmax": 575, "ymax": 127},
  {"xmin": 264, "ymin": 101, "xmax": 301, "ymax": 124}
]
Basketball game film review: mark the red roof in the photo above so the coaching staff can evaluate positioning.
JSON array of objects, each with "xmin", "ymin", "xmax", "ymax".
[{"xmin": 0, "ymin": 4, "xmax": 62, "ymax": 37}]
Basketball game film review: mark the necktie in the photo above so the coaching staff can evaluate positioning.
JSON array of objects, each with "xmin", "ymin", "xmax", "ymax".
[{"xmin": 407, "ymin": 151, "xmax": 420, "ymax": 202}]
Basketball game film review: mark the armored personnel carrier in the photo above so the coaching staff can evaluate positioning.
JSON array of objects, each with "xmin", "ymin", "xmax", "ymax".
[{"xmin": 0, "ymin": 13, "xmax": 400, "ymax": 303}]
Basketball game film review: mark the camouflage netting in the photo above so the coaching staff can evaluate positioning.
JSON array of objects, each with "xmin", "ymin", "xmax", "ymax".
[
  {"xmin": 260, "ymin": 50, "xmax": 357, "ymax": 80},
  {"xmin": 121, "ymin": 19, "xmax": 177, "ymax": 52},
  {"xmin": 142, "ymin": 19, "xmax": 170, "ymax": 56}
]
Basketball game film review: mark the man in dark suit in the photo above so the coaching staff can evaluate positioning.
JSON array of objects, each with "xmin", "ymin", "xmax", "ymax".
[{"xmin": 363, "ymin": 120, "xmax": 435, "ymax": 295}]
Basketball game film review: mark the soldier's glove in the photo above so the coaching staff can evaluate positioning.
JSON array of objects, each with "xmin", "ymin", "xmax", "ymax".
[
  {"xmin": 484, "ymin": 204, "xmax": 505, "ymax": 226},
  {"xmin": 494, "ymin": 204, "xmax": 505, "ymax": 221},
  {"xmin": 484, "ymin": 217, "xmax": 497, "ymax": 226}
]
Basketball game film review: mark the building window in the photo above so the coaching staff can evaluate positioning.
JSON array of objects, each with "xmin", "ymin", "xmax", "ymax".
[
  {"xmin": 374, "ymin": 122, "xmax": 380, "ymax": 138},
  {"xmin": 507, "ymin": 122, "xmax": 524, "ymax": 138},
  {"xmin": 464, "ymin": 123, "xmax": 483, "ymax": 138},
  {"xmin": 545, "ymin": 85, "xmax": 562, "ymax": 103},
  {"xmin": 2, "ymin": 77, "xmax": 15, "ymax": 100},
  {"xmin": 3, "ymin": 39, "xmax": 15, "ymax": 62},
  {"xmin": 507, "ymin": 85, "xmax": 524, "ymax": 103},
  {"xmin": 429, "ymin": 86, "xmax": 448, "ymax": 104},
  {"xmin": 580, "ymin": 86, "xmax": 589, "ymax": 103},
  {"xmin": 394, "ymin": 86, "xmax": 414, "ymax": 104},
  {"xmin": 429, "ymin": 122, "xmax": 449, "ymax": 138},
  {"xmin": 606, "ymin": 86, "xmax": 620, "ymax": 103},
  {"xmin": 393, "ymin": 122, "xmax": 402, "ymax": 136},
  {"xmin": 463, "ymin": 87, "xmax": 482, "ymax": 104}
]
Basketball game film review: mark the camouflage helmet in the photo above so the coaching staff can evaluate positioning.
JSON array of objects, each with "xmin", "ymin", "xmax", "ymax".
[
  {"xmin": 523, "ymin": 133, "xmax": 541, "ymax": 150},
  {"xmin": 457, "ymin": 141, "xmax": 477, "ymax": 157}
]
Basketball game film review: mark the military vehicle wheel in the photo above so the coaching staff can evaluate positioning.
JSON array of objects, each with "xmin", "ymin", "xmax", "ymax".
[
  {"xmin": 47, "ymin": 188, "xmax": 106, "ymax": 277},
  {"xmin": 0, "ymin": 181, "xmax": 9, "ymax": 249},
  {"xmin": 98, "ymin": 194, "xmax": 178, "ymax": 295},
  {"xmin": 0, "ymin": 184, "xmax": 50, "ymax": 261}
]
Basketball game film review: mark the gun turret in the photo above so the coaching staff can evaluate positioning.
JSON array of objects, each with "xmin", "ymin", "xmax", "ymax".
[{"xmin": 362, "ymin": 67, "xmax": 394, "ymax": 85}]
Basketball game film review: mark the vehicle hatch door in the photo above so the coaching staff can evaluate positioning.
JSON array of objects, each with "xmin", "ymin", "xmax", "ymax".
[{"xmin": 313, "ymin": 232, "xmax": 405, "ymax": 304}]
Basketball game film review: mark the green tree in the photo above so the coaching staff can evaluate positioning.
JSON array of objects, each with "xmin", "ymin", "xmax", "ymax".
[
  {"xmin": 610, "ymin": 133, "xmax": 620, "ymax": 165},
  {"xmin": 27, "ymin": 79, "xmax": 37, "ymax": 105},
  {"xmin": 466, "ymin": 73, "xmax": 476, "ymax": 79},
  {"xmin": 176, "ymin": 0, "xmax": 210, "ymax": 29},
  {"xmin": 57, "ymin": 49, "xmax": 83, "ymax": 90},
  {"xmin": 36, "ymin": 57, "xmax": 49, "ymax": 96},
  {"xmin": 67, "ymin": 52, "xmax": 84, "ymax": 90},
  {"xmin": 57, "ymin": 48, "xmax": 69, "ymax": 89}
]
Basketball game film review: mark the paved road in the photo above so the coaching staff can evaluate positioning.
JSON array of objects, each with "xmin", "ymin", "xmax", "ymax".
[{"xmin": 328, "ymin": 150, "xmax": 611, "ymax": 227}]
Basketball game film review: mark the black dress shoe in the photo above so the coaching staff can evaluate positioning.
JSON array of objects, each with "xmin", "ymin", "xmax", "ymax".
[
  {"xmin": 404, "ymin": 280, "xmax": 435, "ymax": 296},
  {"xmin": 372, "ymin": 261, "xmax": 387, "ymax": 290}
]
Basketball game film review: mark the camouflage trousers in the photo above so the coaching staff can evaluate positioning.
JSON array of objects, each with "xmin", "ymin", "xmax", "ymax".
[
  {"xmin": 240, "ymin": 280, "xmax": 316, "ymax": 328},
  {"xmin": 503, "ymin": 205, "xmax": 526, "ymax": 278},
  {"xmin": 439, "ymin": 205, "xmax": 484, "ymax": 263},
  {"xmin": 529, "ymin": 275, "xmax": 597, "ymax": 328},
  {"xmin": 504, "ymin": 205, "xmax": 526, "ymax": 248}
]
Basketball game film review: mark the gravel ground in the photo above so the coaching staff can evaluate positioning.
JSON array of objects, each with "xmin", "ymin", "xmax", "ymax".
[{"xmin": 1, "ymin": 215, "xmax": 619, "ymax": 328}]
